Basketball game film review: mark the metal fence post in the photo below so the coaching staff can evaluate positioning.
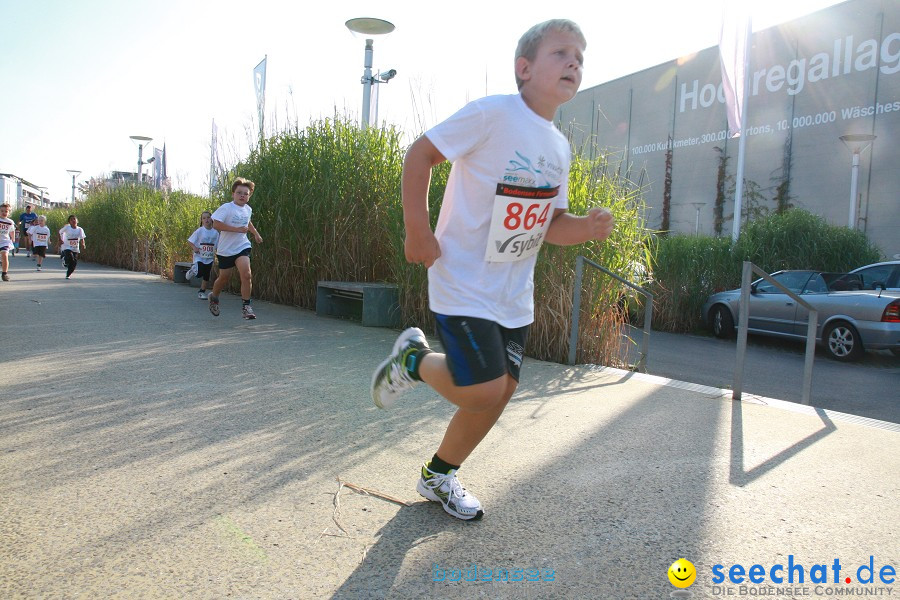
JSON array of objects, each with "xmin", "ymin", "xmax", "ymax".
[{"xmin": 568, "ymin": 255, "xmax": 585, "ymax": 365}]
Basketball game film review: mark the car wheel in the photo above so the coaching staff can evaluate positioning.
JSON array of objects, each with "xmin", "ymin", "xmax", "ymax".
[
  {"xmin": 822, "ymin": 321, "xmax": 863, "ymax": 362},
  {"xmin": 710, "ymin": 305, "xmax": 734, "ymax": 339}
]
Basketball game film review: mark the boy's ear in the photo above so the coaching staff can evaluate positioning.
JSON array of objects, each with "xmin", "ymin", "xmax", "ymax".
[{"xmin": 515, "ymin": 56, "xmax": 531, "ymax": 84}]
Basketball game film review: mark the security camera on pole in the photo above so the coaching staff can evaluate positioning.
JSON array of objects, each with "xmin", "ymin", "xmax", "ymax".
[{"xmin": 345, "ymin": 18, "xmax": 396, "ymax": 128}]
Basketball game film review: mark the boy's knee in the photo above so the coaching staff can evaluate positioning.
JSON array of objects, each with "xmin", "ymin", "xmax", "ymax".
[{"xmin": 464, "ymin": 377, "xmax": 516, "ymax": 412}]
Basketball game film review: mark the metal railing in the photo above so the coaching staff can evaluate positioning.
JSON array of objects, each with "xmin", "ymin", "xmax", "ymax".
[
  {"xmin": 568, "ymin": 255, "xmax": 654, "ymax": 370},
  {"xmin": 733, "ymin": 261, "xmax": 817, "ymax": 405}
]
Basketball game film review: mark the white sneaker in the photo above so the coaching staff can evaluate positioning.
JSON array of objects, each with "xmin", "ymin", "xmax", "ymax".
[
  {"xmin": 371, "ymin": 327, "xmax": 429, "ymax": 409},
  {"xmin": 185, "ymin": 263, "xmax": 198, "ymax": 281},
  {"xmin": 198, "ymin": 290, "xmax": 208, "ymax": 300},
  {"xmin": 417, "ymin": 465, "xmax": 484, "ymax": 520}
]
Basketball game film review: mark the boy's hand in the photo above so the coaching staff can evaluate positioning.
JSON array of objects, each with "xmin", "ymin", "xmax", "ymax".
[
  {"xmin": 587, "ymin": 207, "xmax": 615, "ymax": 241},
  {"xmin": 254, "ymin": 233, "xmax": 263, "ymax": 243},
  {"xmin": 404, "ymin": 229, "xmax": 441, "ymax": 268}
]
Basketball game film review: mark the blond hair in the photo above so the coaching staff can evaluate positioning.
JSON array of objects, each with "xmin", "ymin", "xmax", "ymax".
[{"xmin": 514, "ymin": 19, "xmax": 586, "ymax": 90}]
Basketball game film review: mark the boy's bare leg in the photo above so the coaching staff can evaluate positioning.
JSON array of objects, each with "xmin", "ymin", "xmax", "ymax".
[
  {"xmin": 234, "ymin": 256, "xmax": 252, "ymax": 300},
  {"xmin": 211, "ymin": 266, "xmax": 233, "ymax": 297},
  {"xmin": 420, "ymin": 354, "xmax": 517, "ymax": 465}
]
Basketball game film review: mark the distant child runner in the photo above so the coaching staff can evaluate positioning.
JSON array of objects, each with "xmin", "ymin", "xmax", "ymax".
[
  {"xmin": 27, "ymin": 215, "xmax": 51, "ymax": 271},
  {"xmin": 186, "ymin": 210, "xmax": 219, "ymax": 299},
  {"xmin": 60, "ymin": 215, "xmax": 86, "ymax": 279},
  {"xmin": 18, "ymin": 204, "xmax": 37, "ymax": 258},
  {"xmin": 0, "ymin": 203, "xmax": 15, "ymax": 281},
  {"xmin": 371, "ymin": 19, "xmax": 614, "ymax": 521},
  {"xmin": 208, "ymin": 178, "xmax": 263, "ymax": 319}
]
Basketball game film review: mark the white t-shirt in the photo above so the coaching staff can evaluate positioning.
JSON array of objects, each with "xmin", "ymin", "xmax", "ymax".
[
  {"xmin": 0, "ymin": 217, "xmax": 14, "ymax": 246},
  {"xmin": 188, "ymin": 226, "xmax": 220, "ymax": 264},
  {"xmin": 28, "ymin": 225, "xmax": 51, "ymax": 247},
  {"xmin": 424, "ymin": 94, "xmax": 571, "ymax": 328},
  {"xmin": 211, "ymin": 201, "xmax": 252, "ymax": 257},
  {"xmin": 62, "ymin": 225, "xmax": 86, "ymax": 253}
]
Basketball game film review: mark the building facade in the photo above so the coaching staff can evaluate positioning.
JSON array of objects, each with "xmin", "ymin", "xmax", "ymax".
[
  {"xmin": 558, "ymin": 0, "xmax": 899, "ymax": 259},
  {"xmin": 0, "ymin": 173, "xmax": 59, "ymax": 211}
]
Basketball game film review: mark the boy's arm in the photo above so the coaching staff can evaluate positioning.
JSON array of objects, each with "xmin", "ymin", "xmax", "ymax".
[
  {"xmin": 402, "ymin": 136, "xmax": 446, "ymax": 267},
  {"xmin": 247, "ymin": 221, "xmax": 263, "ymax": 243},
  {"xmin": 544, "ymin": 207, "xmax": 615, "ymax": 246}
]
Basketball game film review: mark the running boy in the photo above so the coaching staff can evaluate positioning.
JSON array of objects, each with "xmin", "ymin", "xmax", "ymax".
[
  {"xmin": 27, "ymin": 215, "xmax": 51, "ymax": 271},
  {"xmin": 18, "ymin": 204, "xmax": 37, "ymax": 257},
  {"xmin": 187, "ymin": 210, "xmax": 219, "ymax": 299},
  {"xmin": 0, "ymin": 203, "xmax": 15, "ymax": 280},
  {"xmin": 60, "ymin": 215, "xmax": 86, "ymax": 279},
  {"xmin": 208, "ymin": 178, "xmax": 263, "ymax": 319},
  {"xmin": 371, "ymin": 20, "xmax": 614, "ymax": 521}
]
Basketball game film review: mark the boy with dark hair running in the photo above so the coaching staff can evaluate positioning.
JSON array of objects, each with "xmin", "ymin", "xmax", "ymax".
[{"xmin": 208, "ymin": 178, "xmax": 263, "ymax": 319}]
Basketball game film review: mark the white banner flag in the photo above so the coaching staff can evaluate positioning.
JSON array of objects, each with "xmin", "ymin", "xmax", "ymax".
[
  {"xmin": 719, "ymin": 5, "xmax": 751, "ymax": 138},
  {"xmin": 253, "ymin": 56, "xmax": 267, "ymax": 139},
  {"xmin": 153, "ymin": 148, "xmax": 164, "ymax": 189}
]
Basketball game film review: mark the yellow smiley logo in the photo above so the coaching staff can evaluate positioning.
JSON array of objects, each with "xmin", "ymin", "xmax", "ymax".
[{"xmin": 668, "ymin": 558, "xmax": 697, "ymax": 588}]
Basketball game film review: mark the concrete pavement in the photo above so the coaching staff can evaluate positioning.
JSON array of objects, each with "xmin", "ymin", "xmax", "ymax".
[{"xmin": 1, "ymin": 257, "xmax": 898, "ymax": 599}]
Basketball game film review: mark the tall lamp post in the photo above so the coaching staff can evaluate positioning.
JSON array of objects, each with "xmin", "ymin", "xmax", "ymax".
[
  {"xmin": 839, "ymin": 134, "xmax": 876, "ymax": 230},
  {"xmin": 66, "ymin": 170, "xmax": 81, "ymax": 204},
  {"xmin": 129, "ymin": 135, "xmax": 154, "ymax": 184},
  {"xmin": 345, "ymin": 18, "xmax": 395, "ymax": 128}
]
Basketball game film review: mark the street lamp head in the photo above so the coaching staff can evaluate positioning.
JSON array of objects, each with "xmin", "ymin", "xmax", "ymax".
[
  {"xmin": 129, "ymin": 135, "xmax": 153, "ymax": 144},
  {"xmin": 345, "ymin": 17, "xmax": 395, "ymax": 35},
  {"xmin": 66, "ymin": 169, "xmax": 81, "ymax": 177},
  {"xmin": 839, "ymin": 133, "xmax": 876, "ymax": 154}
]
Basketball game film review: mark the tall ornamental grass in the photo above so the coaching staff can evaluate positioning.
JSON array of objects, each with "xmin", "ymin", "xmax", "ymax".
[{"xmin": 53, "ymin": 114, "xmax": 650, "ymax": 367}]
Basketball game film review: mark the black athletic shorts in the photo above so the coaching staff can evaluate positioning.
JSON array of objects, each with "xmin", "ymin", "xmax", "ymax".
[
  {"xmin": 216, "ymin": 247, "xmax": 251, "ymax": 270},
  {"xmin": 196, "ymin": 261, "xmax": 213, "ymax": 281},
  {"xmin": 32, "ymin": 246, "xmax": 46, "ymax": 257},
  {"xmin": 433, "ymin": 314, "xmax": 529, "ymax": 386}
]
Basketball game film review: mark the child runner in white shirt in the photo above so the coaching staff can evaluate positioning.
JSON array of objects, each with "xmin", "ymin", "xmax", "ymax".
[
  {"xmin": 60, "ymin": 215, "xmax": 87, "ymax": 280},
  {"xmin": 0, "ymin": 203, "xmax": 15, "ymax": 281},
  {"xmin": 208, "ymin": 178, "xmax": 263, "ymax": 319},
  {"xmin": 186, "ymin": 210, "xmax": 219, "ymax": 299},
  {"xmin": 27, "ymin": 215, "xmax": 51, "ymax": 271},
  {"xmin": 371, "ymin": 19, "xmax": 614, "ymax": 521}
]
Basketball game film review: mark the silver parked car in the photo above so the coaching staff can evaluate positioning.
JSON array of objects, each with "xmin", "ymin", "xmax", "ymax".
[{"xmin": 702, "ymin": 270, "xmax": 900, "ymax": 361}]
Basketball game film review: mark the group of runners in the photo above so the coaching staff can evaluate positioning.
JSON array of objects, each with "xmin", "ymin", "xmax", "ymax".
[
  {"xmin": 4, "ymin": 19, "xmax": 615, "ymax": 523},
  {"xmin": 0, "ymin": 203, "xmax": 86, "ymax": 281},
  {"xmin": 185, "ymin": 177, "xmax": 263, "ymax": 320}
]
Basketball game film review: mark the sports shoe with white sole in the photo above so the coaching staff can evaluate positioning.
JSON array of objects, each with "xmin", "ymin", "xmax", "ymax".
[
  {"xmin": 417, "ymin": 465, "xmax": 484, "ymax": 521},
  {"xmin": 371, "ymin": 327, "xmax": 429, "ymax": 409},
  {"xmin": 242, "ymin": 304, "xmax": 256, "ymax": 320},
  {"xmin": 185, "ymin": 263, "xmax": 198, "ymax": 281},
  {"xmin": 198, "ymin": 290, "xmax": 208, "ymax": 300},
  {"xmin": 208, "ymin": 295, "xmax": 220, "ymax": 316}
]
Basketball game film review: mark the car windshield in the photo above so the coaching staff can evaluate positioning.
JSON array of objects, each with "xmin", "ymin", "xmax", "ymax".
[
  {"xmin": 854, "ymin": 264, "xmax": 898, "ymax": 289},
  {"xmin": 755, "ymin": 271, "xmax": 813, "ymax": 294}
]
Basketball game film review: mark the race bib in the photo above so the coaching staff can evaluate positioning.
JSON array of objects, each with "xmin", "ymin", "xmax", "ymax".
[
  {"xmin": 67, "ymin": 237, "xmax": 80, "ymax": 250},
  {"xmin": 484, "ymin": 183, "xmax": 557, "ymax": 262},
  {"xmin": 37, "ymin": 233, "xmax": 49, "ymax": 243},
  {"xmin": 199, "ymin": 243, "xmax": 215, "ymax": 260}
]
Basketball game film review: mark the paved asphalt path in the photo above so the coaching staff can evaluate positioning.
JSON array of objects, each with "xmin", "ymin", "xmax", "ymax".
[
  {"xmin": 1, "ymin": 258, "xmax": 898, "ymax": 599},
  {"xmin": 621, "ymin": 326, "xmax": 900, "ymax": 424}
]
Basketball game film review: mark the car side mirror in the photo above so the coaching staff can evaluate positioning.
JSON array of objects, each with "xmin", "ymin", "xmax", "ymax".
[
  {"xmin": 873, "ymin": 281, "xmax": 886, "ymax": 290},
  {"xmin": 750, "ymin": 282, "xmax": 758, "ymax": 294}
]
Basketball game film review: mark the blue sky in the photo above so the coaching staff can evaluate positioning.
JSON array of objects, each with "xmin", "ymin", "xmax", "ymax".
[{"xmin": 0, "ymin": 0, "xmax": 844, "ymax": 201}]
